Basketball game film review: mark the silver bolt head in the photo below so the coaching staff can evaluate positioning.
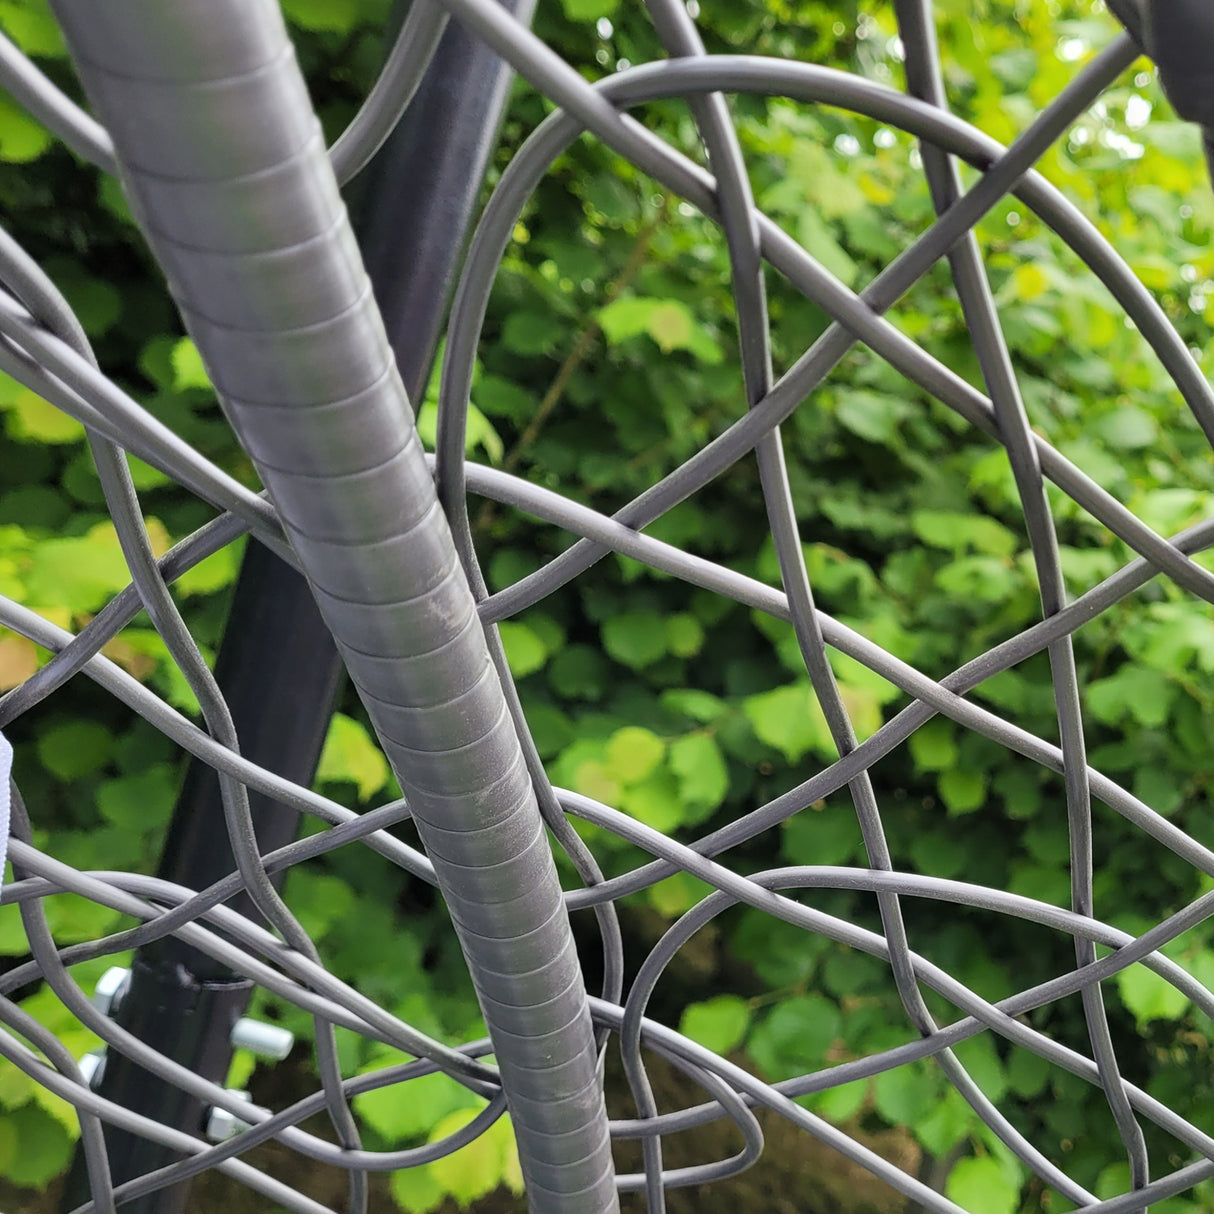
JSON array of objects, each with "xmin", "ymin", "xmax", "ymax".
[
  {"xmin": 205, "ymin": 1090, "xmax": 254, "ymax": 1142},
  {"xmin": 92, "ymin": 967, "xmax": 131, "ymax": 1017},
  {"xmin": 230, "ymin": 1017, "xmax": 294, "ymax": 1061},
  {"xmin": 79, "ymin": 1049, "xmax": 106, "ymax": 1089}
]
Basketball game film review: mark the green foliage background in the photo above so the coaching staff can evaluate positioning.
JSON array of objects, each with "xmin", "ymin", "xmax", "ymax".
[{"xmin": 2, "ymin": 0, "xmax": 1214, "ymax": 1210}]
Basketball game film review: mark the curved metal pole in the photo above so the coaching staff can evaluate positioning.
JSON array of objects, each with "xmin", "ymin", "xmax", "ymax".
[
  {"xmin": 49, "ymin": 3, "xmax": 616, "ymax": 1211},
  {"xmin": 60, "ymin": 5, "xmax": 535, "ymax": 1211}
]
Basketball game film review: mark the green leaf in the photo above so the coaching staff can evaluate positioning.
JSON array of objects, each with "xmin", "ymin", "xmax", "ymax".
[
  {"xmin": 0, "ymin": 0, "xmax": 66, "ymax": 57},
  {"xmin": 909, "ymin": 721, "xmax": 958, "ymax": 772},
  {"xmin": 606, "ymin": 726, "xmax": 665, "ymax": 784},
  {"xmin": 946, "ymin": 1155, "xmax": 1020, "ymax": 1214},
  {"xmin": 497, "ymin": 621, "xmax": 548, "ymax": 679},
  {"xmin": 602, "ymin": 611, "xmax": 668, "ymax": 669},
  {"xmin": 548, "ymin": 644, "xmax": 610, "ymax": 699},
  {"xmin": 797, "ymin": 208, "xmax": 858, "ymax": 286},
  {"xmin": 839, "ymin": 682, "xmax": 882, "ymax": 742},
  {"xmin": 174, "ymin": 541, "xmax": 242, "ymax": 597},
  {"xmin": 835, "ymin": 390, "xmax": 912, "ymax": 443},
  {"xmin": 43, "ymin": 893, "xmax": 121, "ymax": 944},
  {"xmin": 668, "ymin": 733, "xmax": 729, "ymax": 817},
  {"xmin": 664, "ymin": 612, "xmax": 704, "ymax": 657},
  {"xmin": 30, "ymin": 1074, "xmax": 81, "ymax": 1139},
  {"xmin": 473, "ymin": 375, "xmax": 537, "ymax": 423},
  {"xmin": 990, "ymin": 48, "xmax": 1038, "ymax": 91},
  {"xmin": 913, "ymin": 1087, "xmax": 973, "ymax": 1157},
  {"xmin": 743, "ymin": 683, "xmax": 826, "ymax": 762},
  {"xmin": 0, "ymin": 1115, "xmax": 16, "ymax": 1179},
  {"xmin": 95, "ymin": 765, "xmax": 177, "ymax": 831},
  {"xmin": 781, "ymin": 803, "xmax": 862, "ymax": 866},
  {"xmin": 598, "ymin": 296, "xmax": 658, "ymax": 344},
  {"xmin": 821, "ymin": 949, "xmax": 885, "ymax": 998},
  {"xmin": 36, "ymin": 720, "xmax": 112, "ymax": 781},
  {"xmin": 560, "ymin": 0, "xmax": 619, "ymax": 19},
  {"xmin": 1008, "ymin": 861, "xmax": 1070, "ymax": 907},
  {"xmin": 748, "ymin": 995, "xmax": 841, "ymax": 1079},
  {"xmin": 97, "ymin": 173, "xmax": 134, "ymax": 225},
  {"xmin": 621, "ymin": 767, "xmax": 682, "ymax": 832},
  {"xmin": 464, "ymin": 402, "xmax": 505, "ymax": 464},
  {"xmin": 582, "ymin": 172, "xmax": 636, "ymax": 223},
  {"xmin": 353, "ymin": 1063, "xmax": 476, "ymax": 1143},
  {"xmin": 939, "ymin": 768, "xmax": 988, "ymax": 815},
  {"xmin": 0, "ymin": 92, "xmax": 51, "ymax": 162},
  {"xmin": 6, "ymin": 1104, "xmax": 74, "ymax": 1188},
  {"xmin": 659, "ymin": 689, "xmax": 726, "ymax": 723},
  {"xmin": 873, "ymin": 1064, "xmax": 940, "ymax": 1126},
  {"xmin": 389, "ymin": 1166, "xmax": 445, "ymax": 1214},
  {"xmin": 226, "ymin": 1048, "xmax": 256, "ymax": 1092},
  {"xmin": 530, "ymin": 619, "xmax": 568, "ymax": 659},
  {"xmin": 0, "ymin": 904, "xmax": 28, "ymax": 956},
  {"xmin": 281, "ymin": 0, "xmax": 366, "ymax": 32},
  {"xmin": 934, "ymin": 556, "xmax": 1019, "ymax": 602},
  {"xmin": 953, "ymin": 1034, "xmax": 1007, "ymax": 1103},
  {"xmin": 1133, "ymin": 766, "xmax": 1185, "ymax": 817},
  {"xmin": 23, "ymin": 523, "xmax": 133, "ymax": 613},
  {"xmin": 171, "ymin": 337, "xmax": 211, "ymax": 390},
  {"xmin": 47, "ymin": 263, "xmax": 121, "ymax": 337},
  {"xmin": 427, "ymin": 1108, "xmax": 511, "ymax": 1205},
  {"xmin": 126, "ymin": 454, "xmax": 170, "ymax": 491},
  {"xmin": 0, "ymin": 1054, "xmax": 33, "ymax": 1108},
  {"xmin": 1005, "ymin": 1048, "xmax": 1050, "ymax": 1099},
  {"xmin": 284, "ymin": 870, "xmax": 356, "ymax": 941},
  {"xmin": 501, "ymin": 311, "xmax": 565, "ymax": 356},
  {"xmin": 597, "ymin": 296, "xmax": 719, "ymax": 362},
  {"xmin": 911, "ymin": 510, "xmax": 1018, "ymax": 556},
  {"xmin": 1115, "ymin": 964, "xmax": 1190, "ymax": 1029},
  {"xmin": 679, "ymin": 995, "xmax": 750, "ymax": 1055},
  {"xmin": 1090, "ymin": 406, "xmax": 1157, "ymax": 450},
  {"xmin": 805, "ymin": 1078, "xmax": 869, "ymax": 1123},
  {"xmin": 2, "ymin": 387, "xmax": 84, "ymax": 444},
  {"xmin": 647, "ymin": 870, "xmax": 712, "ymax": 916},
  {"xmin": 572, "ymin": 758, "xmax": 622, "ymax": 807},
  {"xmin": 317, "ymin": 713, "xmax": 389, "ymax": 799},
  {"xmin": 527, "ymin": 703, "xmax": 574, "ymax": 758},
  {"xmin": 644, "ymin": 300, "xmax": 694, "ymax": 352},
  {"xmin": 414, "ymin": 400, "xmax": 503, "ymax": 462},
  {"xmin": 1086, "ymin": 666, "xmax": 1174, "ymax": 728}
]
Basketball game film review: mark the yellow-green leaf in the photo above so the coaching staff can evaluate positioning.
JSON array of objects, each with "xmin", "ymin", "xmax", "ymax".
[
  {"xmin": 316, "ymin": 713, "xmax": 389, "ymax": 799},
  {"xmin": 606, "ymin": 726, "xmax": 665, "ymax": 784},
  {"xmin": 2, "ymin": 388, "xmax": 84, "ymax": 444}
]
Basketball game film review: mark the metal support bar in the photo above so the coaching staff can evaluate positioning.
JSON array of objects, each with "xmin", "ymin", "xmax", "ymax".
[
  {"xmin": 61, "ymin": 545, "xmax": 342, "ymax": 1214},
  {"xmin": 353, "ymin": 0, "xmax": 535, "ymax": 403},
  {"xmin": 1143, "ymin": 0, "xmax": 1214, "ymax": 181}
]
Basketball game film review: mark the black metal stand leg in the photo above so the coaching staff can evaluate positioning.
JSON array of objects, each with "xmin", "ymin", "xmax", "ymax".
[{"xmin": 61, "ymin": 547, "xmax": 342, "ymax": 1214}]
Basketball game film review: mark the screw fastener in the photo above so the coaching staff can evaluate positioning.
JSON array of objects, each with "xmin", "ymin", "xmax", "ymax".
[
  {"xmin": 205, "ymin": 1090, "xmax": 255, "ymax": 1142},
  {"xmin": 92, "ymin": 967, "xmax": 131, "ymax": 1017}
]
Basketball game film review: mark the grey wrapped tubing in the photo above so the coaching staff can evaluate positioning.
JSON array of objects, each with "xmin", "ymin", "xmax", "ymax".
[{"xmin": 49, "ymin": 1, "xmax": 616, "ymax": 1210}]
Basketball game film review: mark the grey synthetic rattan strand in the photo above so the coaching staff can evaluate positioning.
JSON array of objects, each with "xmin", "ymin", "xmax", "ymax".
[{"xmin": 0, "ymin": 1, "xmax": 1211, "ymax": 1212}]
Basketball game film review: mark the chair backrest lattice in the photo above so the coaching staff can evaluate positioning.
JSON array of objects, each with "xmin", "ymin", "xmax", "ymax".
[{"xmin": 0, "ymin": 2, "xmax": 1211, "ymax": 1213}]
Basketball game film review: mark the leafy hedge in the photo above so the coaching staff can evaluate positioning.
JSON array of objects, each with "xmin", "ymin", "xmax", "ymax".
[{"xmin": 2, "ymin": 0, "xmax": 1214, "ymax": 1211}]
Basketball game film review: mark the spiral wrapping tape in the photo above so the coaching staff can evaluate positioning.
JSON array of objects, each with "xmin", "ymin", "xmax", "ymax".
[{"xmin": 0, "ymin": 1, "xmax": 1209, "ymax": 1212}]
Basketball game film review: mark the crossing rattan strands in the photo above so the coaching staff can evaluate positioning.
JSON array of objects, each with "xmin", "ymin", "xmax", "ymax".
[{"xmin": 0, "ymin": 1, "xmax": 1208, "ymax": 1211}]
